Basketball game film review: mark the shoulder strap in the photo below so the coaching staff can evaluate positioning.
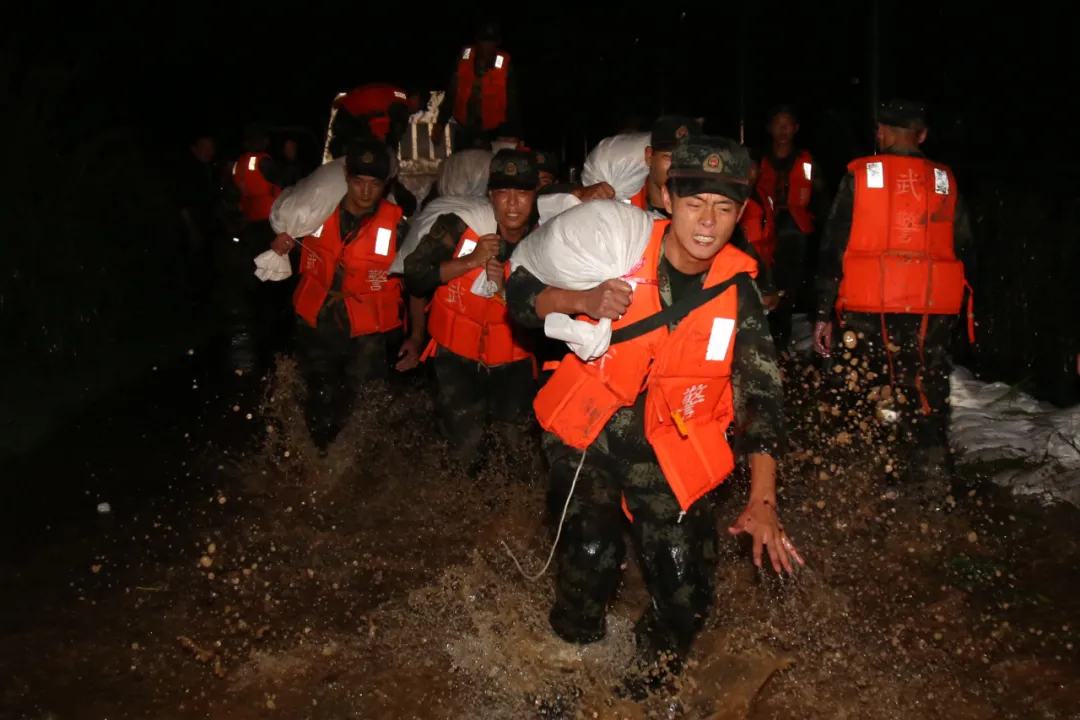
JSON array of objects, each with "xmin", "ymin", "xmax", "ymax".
[{"xmin": 609, "ymin": 272, "xmax": 750, "ymax": 345}]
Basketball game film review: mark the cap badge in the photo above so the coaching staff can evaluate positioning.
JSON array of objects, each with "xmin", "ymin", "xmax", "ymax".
[
  {"xmin": 703, "ymin": 153, "xmax": 724, "ymax": 173},
  {"xmin": 535, "ymin": 153, "xmax": 545, "ymax": 164},
  {"xmin": 675, "ymin": 125, "xmax": 689, "ymax": 139},
  {"xmin": 361, "ymin": 152, "xmax": 374, "ymax": 164},
  {"xmin": 505, "ymin": 162, "xmax": 517, "ymax": 176}
]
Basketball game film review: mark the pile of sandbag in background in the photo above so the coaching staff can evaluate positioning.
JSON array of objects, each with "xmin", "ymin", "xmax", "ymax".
[{"xmin": 511, "ymin": 200, "xmax": 654, "ymax": 360}]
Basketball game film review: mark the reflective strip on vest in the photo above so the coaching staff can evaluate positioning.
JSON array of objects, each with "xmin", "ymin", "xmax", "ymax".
[
  {"xmin": 248, "ymin": 156, "xmax": 257, "ymax": 171},
  {"xmin": 802, "ymin": 162, "xmax": 812, "ymax": 180},
  {"xmin": 231, "ymin": 162, "xmax": 238, "ymax": 175},
  {"xmin": 458, "ymin": 238, "xmax": 477, "ymax": 257},
  {"xmin": 494, "ymin": 54, "xmax": 505, "ymax": 68},
  {"xmin": 934, "ymin": 168, "xmax": 950, "ymax": 195},
  {"xmin": 705, "ymin": 318, "xmax": 736, "ymax": 361},
  {"xmin": 394, "ymin": 90, "xmax": 407, "ymax": 100},
  {"xmin": 462, "ymin": 48, "xmax": 472, "ymax": 59},
  {"xmin": 313, "ymin": 224, "xmax": 324, "ymax": 238},
  {"xmin": 374, "ymin": 227, "xmax": 392, "ymax": 256},
  {"xmin": 866, "ymin": 161, "xmax": 884, "ymax": 188}
]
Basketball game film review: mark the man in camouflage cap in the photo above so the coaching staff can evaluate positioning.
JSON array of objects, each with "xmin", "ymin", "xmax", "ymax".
[
  {"xmin": 506, "ymin": 134, "xmax": 799, "ymax": 701},
  {"xmin": 403, "ymin": 149, "xmax": 542, "ymax": 472}
]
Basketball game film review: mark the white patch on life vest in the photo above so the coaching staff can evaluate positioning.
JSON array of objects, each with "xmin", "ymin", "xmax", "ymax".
[
  {"xmin": 802, "ymin": 162, "xmax": 812, "ymax": 180},
  {"xmin": 393, "ymin": 91, "xmax": 407, "ymax": 100},
  {"xmin": 934, "ymin": 168, "xmax": 950, "ymax": 195},
  {"xmin": 767, "ymin": 196, "xmax": 774, "ymax": 209},
  {"xmin": 458, "ymin": 238, "xmax": 477, "ymax": 258},
  {"xmin": 705, "ymin": 317, "xmax": 736, "ymax": 362},
  {"xmin": 312, "ymin": 224, "xmax": 324, "ymax": 238},
  {"xmin": 619, "ymin": 198, "xmax": 631, "ymax": 204},
  {"xmin": 374, "ymin": 227, "xmax": 392, "ymax": 256},
  {"xmin": 231, "ymin": 162, "xmax": 238, "ymax": 175},
  {"xmin": 247, "ymin": 156, "xmax": 257, "ymax": 171},
  {"xmin": 495, "ymin": 54, "xmax": 505, "ymax": 69},
  {"xmin": 866, "ymin": 161, "xmax": 884, "ymax": 189},
  {"xmin": 462, "ymin": 48, "xmax": 472, "ymax": 59}
]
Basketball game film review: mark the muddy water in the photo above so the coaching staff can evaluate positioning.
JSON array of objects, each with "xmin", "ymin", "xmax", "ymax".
[{"xmin": 1, "ymin": 344, "xmax": 1079, "ymax": 719}]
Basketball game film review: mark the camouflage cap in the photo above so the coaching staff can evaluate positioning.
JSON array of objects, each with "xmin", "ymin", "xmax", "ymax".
[
  {"xmin": 666, "ymin": 134, "xmax": 752, "ymax": 203},
  {"xmin": 488, "ymin": 149, "xmax": 539, "ymax": 191},
  {"xmin": 650, "ymin": 115, "xmax": 699, "ymax": 152},
  {"xmin": 532, "ymin": 149, "xmax": 558, "ymax": 176},
  {"xmin": 879, "ymin": 98, "xmax": 927, "ymax": 130},
  {"xmin": 345, "ymin": 138, "xmax": 391, "ymax": 181}
]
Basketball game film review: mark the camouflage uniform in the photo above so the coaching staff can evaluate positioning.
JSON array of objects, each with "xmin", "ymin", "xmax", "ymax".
[
  {"xmin": 815, "ymin": 100, "xmax": 975, "ymax": 481},
  {"xmin": 295, "ymin": 141, "xmax": 413, "ymax": 449},
  {"xmin": 505, "ymin": 136, "xmax": 787, "ymax": 663},
  {"xmin": 403, "ymin": 150, "xmax": 541, "ymax": 468}
]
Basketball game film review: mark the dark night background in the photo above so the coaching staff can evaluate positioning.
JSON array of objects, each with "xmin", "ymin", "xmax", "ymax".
[{"xmin": 2, "ymin": 2, "xmax": 1077, "ymax": 459}]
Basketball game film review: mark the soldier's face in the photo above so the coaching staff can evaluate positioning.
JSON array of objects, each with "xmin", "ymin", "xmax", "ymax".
[
  {"xmin": 768, "ymin": 113, "xmax": 798, "ymax": 143},
  {"xmin": 538, "ymin": 171, "xmax": 555, "ymax": 187},
  {"xmin": 192, "ymin": 138, "xmax": 215, "ymax": 163},
  {"xmin": 346, "ymin": 175, "xmax": 384, "ymax": 212},
  {"xmin": 663, "ymin": 190, "xmax": 746, "ymax": 262},
  {"xmin": 490, "ymin": 188, "xmax": 535, "ymax": 232},
  {"xmin": 645, "ymin": 147, "xmax": 673, "ymax": 186}
]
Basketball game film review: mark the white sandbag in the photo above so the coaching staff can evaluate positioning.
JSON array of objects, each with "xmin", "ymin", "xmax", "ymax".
[
  {"xmin": 536, "ymin": 192, "xmax": 582, "ymax": 224},
  {"xmin": 580, "ymin": 132, "xmax": 651, "ymax": 202},
  {"xmin": 510, "ymin": 200, "xmax": 655, "ymax": 360},
  {"xmin": 389, "ymin": 196, "xmax": 497, "ymax": 275},
  {"xmin": 253, "ymin": 249, "xmax": 293, "ymax": 282},
  {"xmin": 270, "ymin": 158, "xmax": 346, "ymax": 238},
  {"xmin": 270, "ymin": 150, "xmax": 400, "ymax": 239},
  {"xmin": 437, "ymin": 149, "xmax": 492, "ymax": 198}
]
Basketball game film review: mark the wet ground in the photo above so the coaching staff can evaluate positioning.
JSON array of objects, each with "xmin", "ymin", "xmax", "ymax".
[{"xmin": 2, "ymin": 308, "xmax": 1079, "ymax": 719}]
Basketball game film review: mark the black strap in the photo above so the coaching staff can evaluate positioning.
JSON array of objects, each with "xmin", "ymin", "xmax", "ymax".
[{"xmin": 608, "ymin": 272, "xmax": 749, "ymax": 345}]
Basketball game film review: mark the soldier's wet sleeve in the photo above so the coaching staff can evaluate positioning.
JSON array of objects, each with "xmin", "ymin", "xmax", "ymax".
[
  {"xmin": 731, "ymin": 274, "xmax": 788, "ymax": 457},
  {"xmin": 402, "ymin": 213, "xmax": 466, "ymax": 296},
  {"xmin": 505, "ymin": 266, "xmax": 549, "ymax": 329},
  {"xmin": 436, "ymin": 71, "xmax": 458, "ymax": 126},
  {"xmin": 728, "ymin": 230, "xmax": 777, "ymax": 296},
  {"xmin": 953, "ymin": 192, "xmax": 975, "ymax": 292},
  {"xmin": 815, "ymin": 171, "xmax": 856, "ymax": 319}
]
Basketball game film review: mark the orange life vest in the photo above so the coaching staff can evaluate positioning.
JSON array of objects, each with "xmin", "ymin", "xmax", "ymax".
[
  {"xmin": 758, "ymin": 150, "xmax": 814, "ymax": 234},
  {"xmin": 534, "ymin": 219, "xmax": 758, "ymax": 513},
  {"xmin": 424, "ymin": 227, "xmax": 533, "ymax": 366},
  {"xmin": 292, "ymin": 200, "xmax": 405, "ymax": 337},
  {"xmin": 336, "ymin": 83, "xmax": 409, "ymax": 141},
  {"xmin": 837, "ymin": 155, "xmax": 966, "ymax": 318},
  {"xmin": 739, "ymin": 187, "xmax": 776, "ymax": 266},
  {"xmin": 453, "ymin": 47, "xmax": 510, "ymax": 131},
  {"xmin": 837, "ymin": 153, "xmax": 974, "ymax": 414},
  {"xmin": 232, "ymin": 152, "xmax": 281, "ymax": 222},
  {"xmin": 626, "ymin": 183, "xmax": 648, "ymax": 210}
]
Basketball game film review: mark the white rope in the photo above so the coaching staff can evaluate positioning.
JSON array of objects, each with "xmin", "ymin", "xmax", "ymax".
[{"xmin": 502, "ymin": 447, "xmax": 588, "ymax": 581}]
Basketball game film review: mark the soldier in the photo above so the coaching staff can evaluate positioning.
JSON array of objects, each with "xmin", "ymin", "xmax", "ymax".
[
  {"xmin": 505, "ymin": 135, "xmax": 799, "ymax": 698},
  {"xmin": 432, "ymin": 21, "xmax": 521, "ymax": 150},
  {"xmin": 270, "ymin": 140, "xmax": 423, "ymax": 452},
  {"xmin": 758, "ymin": 105, "xmax": 827, "ymax": 351},
  {"xmin": 813, "ymin": 99, "xmax": 975, "ymax": 483},
  {"xmin": 403, "ymin": 149, "xmax": 540, "ymax": 471},
  {"xmin": 739, "ymin": 148, "xmax": 780, "ymax": 311}
]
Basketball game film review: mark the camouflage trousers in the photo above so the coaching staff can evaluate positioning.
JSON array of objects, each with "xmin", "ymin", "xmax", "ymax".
[
  {"xmin": 295, "ymin": 311, "xmax": 403, "ymax": 449},
  {"xmin": 825, "ymin": 311, "xmax": 954, "ymax": 479},
  {"xmin": 542, "ymin": 405, "xmax": 718, "ymax": 659},
  {"xmin": 431, "ymin": 346, "xmax": 537, "ymax": 467}
]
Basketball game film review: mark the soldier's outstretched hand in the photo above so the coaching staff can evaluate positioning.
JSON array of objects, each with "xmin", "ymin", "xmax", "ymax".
[{"xmin": 729, "ymin": 500, "xmax": 804, "ymax": 575}]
